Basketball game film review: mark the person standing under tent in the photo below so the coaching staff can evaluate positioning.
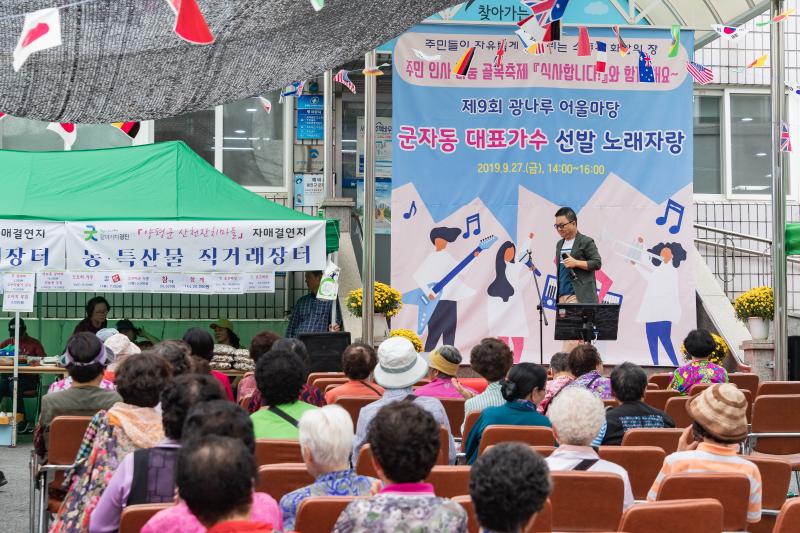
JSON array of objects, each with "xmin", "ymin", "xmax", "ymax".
[{"xmin": 286, "ymin": 271, "xmax": 343, "ymax": 338}]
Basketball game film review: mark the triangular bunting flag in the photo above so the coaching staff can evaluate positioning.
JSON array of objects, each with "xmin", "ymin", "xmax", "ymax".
[
  {"xmin": 47, "ymin": 122, "xmax": 76, "ymax": 150},
  {"xmin": 165, "ymin": 0, "xmax": 214, "ymax": 45},
  {"xmin": 111, "ymin": 121, "xmax": 140, "ymax": 139},
  {"xmin": 577, "ymin": 26, "xmax": 590, "ymax": 56},
  {"xmin": 13, "ymin": 8, "xmax": 62, "ymax": 72}
]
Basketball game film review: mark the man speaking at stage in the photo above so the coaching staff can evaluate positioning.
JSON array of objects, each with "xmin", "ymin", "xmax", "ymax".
[{"xmin": 554, "ymin": 207, "xmax": 602, "ymax": 304}]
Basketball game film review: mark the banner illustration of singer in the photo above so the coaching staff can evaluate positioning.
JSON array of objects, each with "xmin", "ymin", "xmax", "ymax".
[{"xmin": 392, "ymin": 26, "xmax": 695, "ymax": 365}]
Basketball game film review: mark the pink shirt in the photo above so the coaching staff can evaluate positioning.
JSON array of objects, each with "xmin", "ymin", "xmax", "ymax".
[
  {"xmin": 141, "ymin": 492, "xmax": 283, "ymax": 533},
  {"xmin": 414, "ymin": 377, "xmax": 475, "ymax": 399},
  {"xmin": 211, "ymin": 370, "xmax": 234, "ymax": 401}
]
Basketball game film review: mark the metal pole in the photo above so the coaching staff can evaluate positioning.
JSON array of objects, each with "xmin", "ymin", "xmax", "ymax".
[
  {"xmin": 362, "ymin": 50, "xmax": 377, "ymax": 345},
  {"xmin": 11, "ymin": 311, "xmax": 20, "ymax": 446},
  {"xmin": 323, "ymin": 69, "xmax": 335, "ymax": 199},
  {"xmin": 284, "ymin": 93, "xmax": 295, "ymax": 318},
  {"xmin": 771, "ymin": 0, "xmax": 788, "ymax": 380}
]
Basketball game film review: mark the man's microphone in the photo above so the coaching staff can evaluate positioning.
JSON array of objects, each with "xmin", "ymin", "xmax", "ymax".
[{"xmin": 561, "ymin": 252, "xmax": 577, "ymax": 281}]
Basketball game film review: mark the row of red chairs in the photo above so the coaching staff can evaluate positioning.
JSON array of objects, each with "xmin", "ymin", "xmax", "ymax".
[{"xmin": 115, "ymin": 476, "xmax": 800, "ymax": 533}]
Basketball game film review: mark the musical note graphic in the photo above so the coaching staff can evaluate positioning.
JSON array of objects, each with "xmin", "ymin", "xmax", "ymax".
[
  {"xmin": 402, "ymin": 201, "xmax": 417, "ymax": 219},
  {"xmin": 655, "ymin": 198, "xmax": 685, "ymax": 234},
  {"xmin": 462, "ymin": 213, "xmax": 481, "ymax": 238}
]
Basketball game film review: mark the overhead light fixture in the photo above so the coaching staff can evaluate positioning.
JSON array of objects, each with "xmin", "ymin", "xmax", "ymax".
[
  {"xmin": 756, "ymin": 152, "xmax": 767, "ymax": 157},
  {"xmin": 245, "ymin": 108, "xmax": 257, "ymax": 112},
  {"xmin": 234, "ymin": 129, "xmax": 246, "ymax": 134},
  {"xmin": 741, "ymin": 117, "xmax": 753, "ymax": 122}
]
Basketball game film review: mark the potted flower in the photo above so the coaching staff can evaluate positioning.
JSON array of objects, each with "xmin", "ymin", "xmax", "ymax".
[
  {"xmin": 389, "ymin": 328, "xmax": 423, "ymax": 353},
  {"xmin": 346, "ymin": 282, "xmax": 403, "ymax": 338},
  {"xmin": 680, "ymin": 332, "xmax": 729, "ymax": 365},
  {"xmin": 734, "ymin": 286, "xmax": 774, "ymax": 341}
]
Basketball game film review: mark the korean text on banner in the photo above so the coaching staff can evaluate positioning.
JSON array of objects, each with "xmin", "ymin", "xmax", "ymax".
[
  {"xmin": 65, "ymin": 220, "xmax": 326, "ymax": 272},
  {"xmin": 3, "ymin": 273, "xmax": 35, "ymax": 312},
  {"xmin": 391, "ymin": 28, "xmax": 694, "ymax": 366},
  {"xmin": 35, "ymin": 271, "xmax": 276, "ymax": 294},
  {"xmin": 0, "ymin": 221, "xmax": 66, "ymax": 272}
]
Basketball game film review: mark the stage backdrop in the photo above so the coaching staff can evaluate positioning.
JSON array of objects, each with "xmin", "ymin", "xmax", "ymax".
[{"xmin": 391, "ymin": 26, "xmax": 695, "ymax": 366}]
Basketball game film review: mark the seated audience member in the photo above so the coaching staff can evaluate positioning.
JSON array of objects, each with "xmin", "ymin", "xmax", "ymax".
[
  {"xmin": 455, "ymin": 338, "xmax": 514, "ymax": 432},
  {"xmin": 49, "ymin": 331, "xmax": 117, "ymax": 393},
  {"xmin": 470, "ymin": 443, "xmax": 552, "ymax": 533},
  {"xmin": 0, "ymin": 318, "xmax": 45, "ymax": 431},
  {"xmin": 280, "ymin": 405, "xmax": 378, "ymax": 530},
  {"xmin": 334, "ymin": 402, "xmax": 467, "ymax": 532},
  {"xmin": 325, "ymin": 343, "xmax": 384, "ymax": 404},
  {"xmin": 50, "ymin": 352, "xmax": 170, "ymax": 532},
  {"xmin": 546, "ymin": 387, "xmax": 634, "ymax": 510},
  {"xmin": 415, "ymin": 345, "xmax": 477, "ymax": 399},
  {"xmin": 142, "ymin": 400, "xmax": 283, "ymax": 533},
  {"xmin": 116, "ymin": 318, "xmax": 160, "ymax": 347},
  {"xmin": 103, "ymin": 332, "xmax": 142, "ymax": 380},
  {"xmin": 250, "ymin": 350, "xmax": 318, "ymax": 439},
  {"xmin": 352, "ymin": 337, "xmax": 456, "ymax": 464},
  {"xmin": 567, "ymin": 344, "xmax": 613, "ymax": 400},
  {"xmin": 89, "ymin": 374, "xmax": 225, "ymax": 532},
  {"xmin": 237, "ymin": 331, "xmax": 280, "ymax": 404},
  {"xmin": 668, "ymin": 329, "xmax": 728, "ymax": 395},
  {"xmin": 538, "ymin": 351, "xmax": 573, "ymax": 414},
  {"xmin": 464, "ymin": 363, "xmax": 551, "ymax": 464},
  {"xmin": 151, "ymin": 340, "xmax": 195, "ymax": 376},
  {"xmin": 35, "ymin": 333, "xmax": 122, "ymax": 459},
  {"xmin": 177, "ymin": 436, "xmax": 275, "ymax": 532},
  {"xmin": 647, "ymin": 383, "xmax": 762, "ymax": 522},
  {"xmin": 183, "ymin": 327, "xmax": 235, "ymax": 401},
  {"xmin": 246, "ymin": 338, "xmax": 326, "ymax": 411},
  {"xmin": 602, "ymin": 362, "xmax": 675, "ymax": 445}
]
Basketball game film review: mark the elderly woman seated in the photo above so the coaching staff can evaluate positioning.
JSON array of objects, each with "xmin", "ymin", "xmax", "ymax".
[
  {"xmin": 545, "ymin": 387, "xmax": 634, "ymax": 510},
  {"xmin": 325, "ymin": 343, "xmax": 384, "ymax": 404},
  {"xmin": 415, "ymin": 345, "xmax": 477, "ymax": 399},
  {"xmin": 567, "ymin": 344, "xmax": 612, "ymax": 399},
  {"xmin": 279, "ymin": 405, "xmax": 378, "ymax": 530},
  {"xmin": 668, "ymin": 329, "xmax": 728, "ymax": 395}
]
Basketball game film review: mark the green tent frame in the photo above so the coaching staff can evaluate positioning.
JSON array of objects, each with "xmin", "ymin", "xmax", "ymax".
[{"xmin": 0, "ymin": 140, "xmax": 339, "ymax": 253}]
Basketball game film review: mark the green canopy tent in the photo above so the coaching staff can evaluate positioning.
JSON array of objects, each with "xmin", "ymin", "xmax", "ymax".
[
  {"xmin": 0, "ymin": 140, "xmax": 339, "ymax": 252},
  {"xmin": 0, "ymin": 140, "xmax": 340, "ymax": 447}
]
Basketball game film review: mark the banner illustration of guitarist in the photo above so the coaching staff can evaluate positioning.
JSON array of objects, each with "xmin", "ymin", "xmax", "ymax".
[{"xmin": 405, "ymin": 226, "xmax": 496, "ymax": 352}]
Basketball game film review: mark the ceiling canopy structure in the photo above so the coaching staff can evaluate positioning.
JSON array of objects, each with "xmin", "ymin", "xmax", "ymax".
[{"xmin": 0, "ymin": 1, "xmax": 773, "ymax": 123}]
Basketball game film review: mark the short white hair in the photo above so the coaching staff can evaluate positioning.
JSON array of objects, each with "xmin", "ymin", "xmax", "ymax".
[
  {"xmin": 547, "ymin": 387, "xmax": 605, "ymax": 446},
  {"xmin": 298, "ymin": 405, "xmax": 354, "ymax": 470}
]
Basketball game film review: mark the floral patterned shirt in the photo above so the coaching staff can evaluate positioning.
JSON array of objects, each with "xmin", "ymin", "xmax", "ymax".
[
  {"xmin": 279, "ymin": 469, "xmax": 378, "ymax": 530},
  {"xmin": 569, "ymin": 370, "xmax": 613, "ymax": 400},
  {"xmin": 333, "ymin": 483, "xmax": 467, "ymax": 533},
  {"xmin": 668, "ymin": 360, "xmax": 728, "ymax": 395}
]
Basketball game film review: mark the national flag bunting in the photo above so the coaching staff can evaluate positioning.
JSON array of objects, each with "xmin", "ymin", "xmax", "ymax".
[
  {"xmin": 333, "ymin": 69, "xmax": 356, "ymax": 94},
  {"xmin": 577, "ymin": 26, "xmax": 590, "ymax": 56},
  {"xmin": 613, "ymin": 25, "xmax": 629, "ymax": 56},
  {"xmin": 686, "ymin": 61, "xmax": 714, "ymax": 85},
  {"xmin": 517, "ymin": 14, "xmax": 545, "ymax": 42},
  {"xmin": 756, "ymin": 8, "xmax": 795, "ymax": 26},
  {"xmin": 281, "ymin": 81, "xmax": 305, "ymax": 99},
  {"xmin": 745, "ymin": 53, "xmax": 769, "ymax": 70},
  {"xmin": 595, "ymin": 41, "xmax": 607, "ymax": 73},
  {"xmin": 786, "ymin": 81, "xmax": 800, "ymax": 95},
  {"xmin": 165, "ymin": 0, "xmax": 214, "ymax": 45},
  {"xmin": 47, "ymin": 122, "xmax": 76, "ymax": 150},
  {"xmin": 521, "ymin": 0, "xmax": 570, "ymax": 27},
  {"xmin": 13, "ymin": 8, "xmax": 62, "ymax": 72},
  {"xmin": 111, "ymin": 121, "xmax": 140, "ymax": 139},
  {"xmin": 711, "ymin": 24, "xmax": 749, "ymax": 42},
  {"xmin": 0, "ymin": 113, "xmax": 6, "ymax": 120},
  {"xmin": 669, "ymin": 25, "xmax": 680, "ymax": 58},
  {"xmin": 310, "ymin": 0, "xmax": 325, "ymax": 11},
  {"xmin": 638, "ymin": 51, "xmax": 654, "ymax": 83},
  {"xmin": 515, "ymin": 30, "xmax": 545, "ymax": 55},
  {"xmin": 258, "ymin": 96, "xmax": 272, "ymax": 114},
  {"xmin": 781, "ymin": 121, "xmax": 792, "ymax": 152},
  {"xmin": 453, "ymin": 47, "xmax": 476, "ymax": 76},
  {"xmin": 494, "ymin": 39, "xmax": 506, "ymax": 67}
]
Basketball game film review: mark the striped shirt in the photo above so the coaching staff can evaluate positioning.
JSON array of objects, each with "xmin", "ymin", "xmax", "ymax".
[
  {"xmin": 462, "ymin": 381, "xmax": 505, "ymax": 433},
  {"xmin": 647, "ymin": 442, "xmax": 762, "ymax": 522}
]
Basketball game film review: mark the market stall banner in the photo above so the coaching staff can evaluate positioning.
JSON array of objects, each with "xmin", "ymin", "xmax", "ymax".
[
  {"xmin": 391, "ymin": 27, "xmax": 695, "ymax": 366},
  {"xmin": 0, "ymin": 221, "xmax": 66, "ymax": 272},
  {"xmin": 65, "ymin": 220, "xmax": 327, "ymax": 273},
  {"xmin": 33, "ymin": 271, "xmax": 275, "ymax": 294}
]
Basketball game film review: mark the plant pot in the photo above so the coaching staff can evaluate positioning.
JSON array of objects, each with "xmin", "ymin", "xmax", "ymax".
[{"xmin": 746, "ymin": 317, "xmax": 770, "ymax": 341}]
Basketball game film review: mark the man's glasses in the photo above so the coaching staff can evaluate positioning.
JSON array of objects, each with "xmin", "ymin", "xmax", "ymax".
[{"xmin": 553, "ymin": 221, "xmax": 576, "ymax": 230}]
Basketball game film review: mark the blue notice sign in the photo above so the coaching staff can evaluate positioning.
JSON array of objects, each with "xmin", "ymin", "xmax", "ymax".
[{"xmin": 297, "ymin": 95, "xmax": 324, "ymax": 140}]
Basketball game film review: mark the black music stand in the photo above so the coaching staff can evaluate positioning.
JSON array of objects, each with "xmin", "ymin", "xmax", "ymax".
[{"xmin": 554, "ymin": 303, "xmax": 621, "ymax": 344}]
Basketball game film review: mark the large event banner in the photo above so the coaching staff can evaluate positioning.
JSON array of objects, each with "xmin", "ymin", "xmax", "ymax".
[
  {"xmin": 392, "ymin": 27, "xmax": 695, "ymax": 366},
  {"xmin": 0, "ymin": 221, "xmax": 66, "ymax": 271},
  {"xmin": 65, "ymin": 220, "xmax": 327, "ymax": 272}
]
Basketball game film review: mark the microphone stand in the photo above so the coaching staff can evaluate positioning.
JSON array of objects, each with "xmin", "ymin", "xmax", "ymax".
[{"xmin": 521, "ymin": 250, "xmax": 548, "ymax": 365}]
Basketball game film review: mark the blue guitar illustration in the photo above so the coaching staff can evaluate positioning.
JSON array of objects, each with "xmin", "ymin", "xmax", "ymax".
[{"xmin": 403, "ymin": 235, "xmax": 498, "ymax": 335}]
